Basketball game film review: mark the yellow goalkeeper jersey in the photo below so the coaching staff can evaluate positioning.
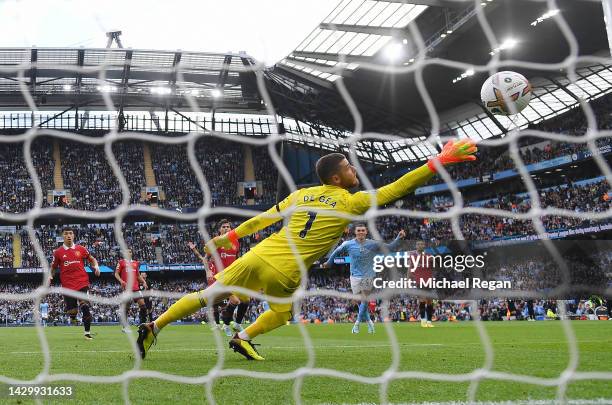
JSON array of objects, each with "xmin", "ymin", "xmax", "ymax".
[
  {"xmin": 233, "ymin": 164, "xmax": 434, "ymax": 282},
  {"xmin": 250, "ymin": 184, "xmax": 366, "ymax": 280}
]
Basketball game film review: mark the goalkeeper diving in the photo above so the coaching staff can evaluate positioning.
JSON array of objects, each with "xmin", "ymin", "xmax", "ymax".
[{"xmin": 137, "ymin": 139, "xmax": 477, "ymax": 360}]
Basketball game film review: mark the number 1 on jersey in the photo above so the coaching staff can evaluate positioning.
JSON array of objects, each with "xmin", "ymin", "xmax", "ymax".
[{"xmin": 299, "ymin": 211, "xmax": 318, "ymax": 238}]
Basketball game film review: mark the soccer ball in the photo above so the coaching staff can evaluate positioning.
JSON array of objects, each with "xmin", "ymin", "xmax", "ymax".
[{"xmin": 481, "ymin": 71, "xmax": 532, "ymax": 116}]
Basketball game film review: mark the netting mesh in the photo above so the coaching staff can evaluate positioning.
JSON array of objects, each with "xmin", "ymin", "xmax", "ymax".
[{"xmin": 1, "ymin": 0, "xmax": 612, "ymax": 403}]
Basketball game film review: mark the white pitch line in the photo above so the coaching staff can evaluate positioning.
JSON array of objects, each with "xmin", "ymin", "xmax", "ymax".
[
  {"xmin": 3, "ymin": 337, "xmax": 609, "ymax": 355},
  {"xmin": 4, "ymin": 336, "xmax": 611, "ymax": 355},
  {"xmin": 383, "ymin": 400, "xmax": 612, "ymax": 405},
  {"xmin": 5, "ymin": 343, "xmax": 443, "ymax": 355}
]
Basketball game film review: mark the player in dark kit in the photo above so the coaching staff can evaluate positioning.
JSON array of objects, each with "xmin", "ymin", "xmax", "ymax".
[
  {"xmin": 187, "ymin": 240, "xmax": 220, "ymax": 327},
  {"xmin": 49, "ymin": 227, "xmax": 101, "ymax": 340},
  {"xmin": 410, "ymin": 240, "xmax": 435, "ymax": 328},
  {"xmin": 190, "ymin": 219, "xmax": 250, "ymax": 336},
  {"xmin": 139, "ymin": 272, "xmax": 154, "ymax": 322},
  {"xmin": 114, "ymin": 248, "xmax": 148, "ymax": 332}
]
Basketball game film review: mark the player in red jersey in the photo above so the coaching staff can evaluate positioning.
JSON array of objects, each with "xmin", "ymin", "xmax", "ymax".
[
  {"xmin": 49, "ymin": 227, "xmax": 100, "ymax": 340},
  {"xmin": 368, "ymin": 300, "xmax": 377, "ymax": 320},
  {"xmin": 114, "ymin": 248, "xmax": 148, "ymax": 332},
  {"xmin": 409, "ymin": 240, "xmax": 435, "ymax": 328},
  {"xmin": 193, "ymin": 219, "xmax": 249, "ymax": 336},
  {"xmin": 187, "ymin": 240, "xmax": 219, "ymax": 328},
  {"xmin": 210, "ymin": 220, "xmax": 251, "ymax": 336}
]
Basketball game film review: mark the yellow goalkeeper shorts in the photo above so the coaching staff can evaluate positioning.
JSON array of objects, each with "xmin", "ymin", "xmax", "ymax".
[{"xmin": 214, "ymin": 251, "xmax": 300, "ymax": 312}]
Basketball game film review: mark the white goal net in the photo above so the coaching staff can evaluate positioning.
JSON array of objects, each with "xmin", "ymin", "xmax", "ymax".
[{"xmin": 0, "ymin": 0, "xmax": 612, "ymax": 404}]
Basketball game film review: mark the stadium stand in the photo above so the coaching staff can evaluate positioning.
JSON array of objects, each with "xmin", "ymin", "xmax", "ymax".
[
  {"xmin": 112, "ymin": 141, "xmax": 148, "ymax": 204},
  {"xmin": 151, "ymin": 144, "xmax": 203, "ymax": 209},
  {"xmin": 373, "ymin": 177, "xmax": 612, "ymax": 242},
  {"xmin": 0, "ymin": 233, "xmax": 12, "ymax": 267},
  {"xmin": 252, "ymin": 146, "xmax": 280, "ymax": 204},
  {"xmin": 0, "ymin": 97, "xmax": 609, "ymax": 217},
  {"xmin": 2, "ymin": 251, "xmax": 610, "ymax": 325},
  {"xmin": 150, "ymin": 140, "xmax": 246, "ymax": 208},
  {"xmin": 60, "ymin": 141, "xmax": 123, "ymax": 210},
  {"xmin": 5, "ymin": 171, "xmax": 612, "ymax": 269},
  {"xmin": 196, "ymin": 140, "xmax": 246, "ymax": 207},
  {"xmin": 0, "ymin": 144, "xmax": 35, "ymax": 213},
  {"xmin": 0, "ymin": 96, "xmax": 610, "ymax": 325}
]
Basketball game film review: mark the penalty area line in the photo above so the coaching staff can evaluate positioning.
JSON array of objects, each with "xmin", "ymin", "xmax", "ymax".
[
  {"xmin": 381, "ymin": 400, "xmax": 612, "ymax": 405},
  {"xmin": 6, "ymin": 342, "xmax": 443, "ymax": 355},
  {"xmin": 4, "ymin": 337, "xmax": 609, "ymax": 355}
]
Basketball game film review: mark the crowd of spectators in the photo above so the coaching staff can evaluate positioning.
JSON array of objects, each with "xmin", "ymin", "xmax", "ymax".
[
  {"xmin": 112, "ymin": 141, "xmax": 147, "ymax": 204},
  {"xmin": 0, "ymin": 144, "xmax": 35, "ymax": 213},
  {"xmin": 6, "ymin": 167, "xmax": 612, "ymax": 269},
  {"xmin": 162, "ymin": 224, "xmax": 202, "ymax": 263},
  {"xmin": 430, "ymin": 94, "xmax": 612, "ymax": 184},
  {"xmin": 0, "ymin": 283, "xmax": 36, "ymax": 324},
  {"xmin": 61, "ymin": 142, "xmax": 123, "ymax": 211},
  {"xmin": 34, "ymin": 142, "xmax": 56, "ymax": 209},
  {"xmin": 370, "ymin": 176, "xmax": 611, "ymax": 243},
  {"xmin": 1, "ymin": 97, "xmax": 610, "ymax": 217},
  {"xmin": 1, "ymin": 256, "xmax": 609, "ymax": 325},
  {"xmin": 444, "ymin": 137, "xmax": 611, "ymax": 184},
  {"xmin": 196, "ymin": 140, "xmax": 245, "ymax": 207},
  {"xmin": 151, "ymin": 144, "xmax": 203, "ymax": 209},
  {"xmin": 19, "ymin": 227, "xmax": 55, "ymax": 268},
  {"xmin": 451, "ymin": 177, "xmax": 610, "ymax": 240},
  {"xmin": 0, "ymin": 233, "xmax": 12, "ymax": 267},
  {"xmin": 151, "ymin": 140, "xmax": 246, "ymax": 209},
  {"xmin": 252, "ymin": 146, "xmax": 279, "ymax": 205},
  {"xmin": 14, "ymin": 219, "xmax": 281, "ymax": 268},
  {"xmin": 0, "ymin": 279, "xmax": 199, "ymax": 325},
  {"xmin": 5, "ymin": 238, "xmax": 612, "ymax": 324},
  {"xmin": 19, "ymin": 225, "xmax": 129, "ymax": 268},
  {"xmin": 495, "ymin": 250, "xmax": 611, "ymax": 291},
  {"xmin": 19, "ymin": 225, "xmax": 145, "ymax": 268},
  {"xmin": 122, "ymin": 224, "xmax": 158, "ymax": 263},
  {"xmin": 0, "ymin": 142, "xmax": 56, "ymax": 213},
  {"xmin": 0, "ymin": 137, "xmax": 270, "ymax": 212}
]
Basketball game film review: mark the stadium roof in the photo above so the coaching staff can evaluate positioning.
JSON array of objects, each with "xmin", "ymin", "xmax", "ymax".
[
  {"xmin": 277, "ymin": 0, "xmax": 480, "ymax": 87},
  {"xmin": 0, "ymin": 47, "xmax": 262, "ymax": 112},
  {"xmin": 283, "ymin": 62, "xmax": 612, "ymax": 164},
  {"xmin": 443, "ymin": 64, "xmax": 612, "ymax": 141},
  {"xmin": 268, "ymin": 0, "xmax": 611, "ymax": 145},
  {"xmin": 280, "ymin": 0, "xmax": 431, "ymax": 82},
  {"xmin": 0, "ymin": 1, "xmax": 610, "ymax": 165}
]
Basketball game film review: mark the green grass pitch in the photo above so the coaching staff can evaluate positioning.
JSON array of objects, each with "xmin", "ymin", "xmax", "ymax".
[{"xmin": 1, "ymin": 321, "xmax": 611, "ymax": 404}]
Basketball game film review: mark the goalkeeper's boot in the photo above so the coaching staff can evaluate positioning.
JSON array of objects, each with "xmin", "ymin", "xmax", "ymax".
[
  {"xmin": 84, "ymin": 332, "xmax": 94, "ymax": 340},
  {"xmin": 137, "ymin": 322, "xmax": 157, "ymax": 359},
  {"xmin": 367, "ymin": 321, "xmax": 375, "ymax": 334},
  {"xmin": 351, "ymin": 323, "xmax": 360, "ymax": 334},
  {"xmin": 229, "ymin": 334, "xmax": 264, "ymax": 361},
  {"xmin": 230, "ymin": 321, "xmax": 243, "ymax": 333},
  {"xmin": 426, "ymin": 321, "xmax": 434, "ymax": 328},
  {"xmin": 420, "ymin": 319, "xmax": 428, "ymax": 328},
  {"xmin": 222, "ymin": 323, "xmax": 233, "ymax": 337}
]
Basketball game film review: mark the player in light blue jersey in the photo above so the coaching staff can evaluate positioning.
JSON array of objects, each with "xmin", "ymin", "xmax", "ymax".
[
  {"xmin": 324, "ymin": 224, "xmax": 405, "ymax": 334},
  {"xmin": 40, "ymin": 302, "xmax": 49, "ymax": 327}
]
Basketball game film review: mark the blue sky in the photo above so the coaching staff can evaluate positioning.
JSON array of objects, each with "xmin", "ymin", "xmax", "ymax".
[{"xmin": 0, "ymin": 0, "xmax": 335, "ymax": 65}]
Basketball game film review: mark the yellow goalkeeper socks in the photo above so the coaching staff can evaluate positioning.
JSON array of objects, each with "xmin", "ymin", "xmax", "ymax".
[
  {"xmin": 155, "ymin": 291, "xmax": 206, "ymax": 330},
  {"xmin": 242, "ymin": 310, "xmax": 291, "ymax": 340}
]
